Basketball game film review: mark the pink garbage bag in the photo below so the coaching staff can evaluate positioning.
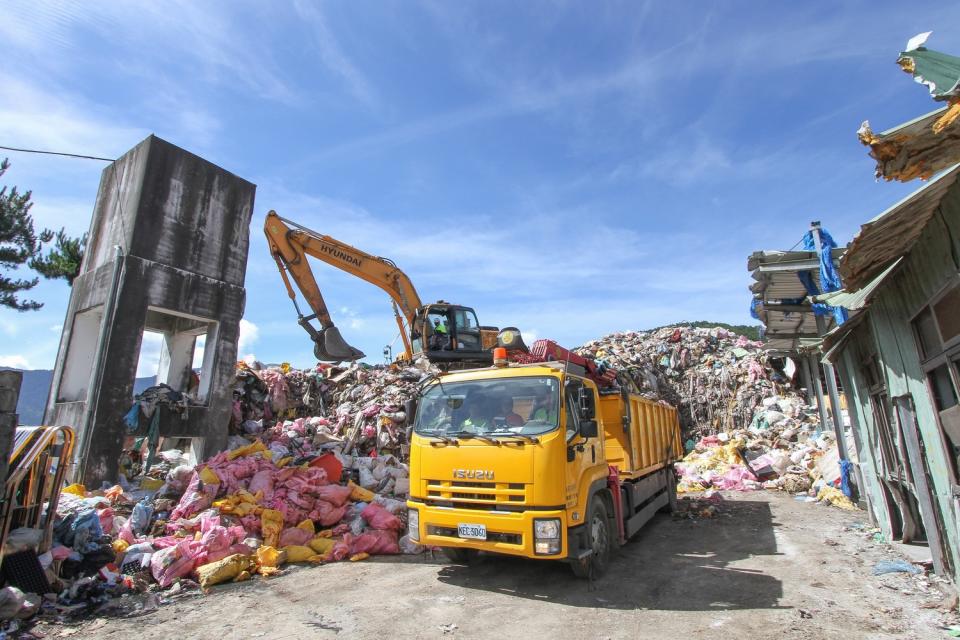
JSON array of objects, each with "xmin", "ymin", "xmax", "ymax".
[
  {"xmin": 151, "ymin": 539, "xmax": 199, "ymax": 588},
  {"xmin": 279, "ymin": 527, "xmax": 313, "ymax": 547},
  {"xmin": 313, "ymin": 484, "xmax": 351, "ymax": 507},
  {"xmin": 348, "ymin": 530, "xmax": 399, "ymax": 555},
  {"xmin": 361, "ymin": 502, "xmax": 403, "ymax": 531},
  {"xmin": 248, "ymin": 470, "xmax": 275, "ymax": 500}
]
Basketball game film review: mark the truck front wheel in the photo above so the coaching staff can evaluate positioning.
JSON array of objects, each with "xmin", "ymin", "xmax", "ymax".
[
  {"xmin": 443, "ymin": 547, "xmax": 480, "ymax": 565},
  {"xmin": 571, "ymin": 499, "xmax": 612, "ymax": 579}
]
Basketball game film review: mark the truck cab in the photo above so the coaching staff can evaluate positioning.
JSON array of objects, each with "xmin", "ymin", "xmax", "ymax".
[{"xmin": 405, "ymin": 360, "xmax": 681, "ymax": 577}]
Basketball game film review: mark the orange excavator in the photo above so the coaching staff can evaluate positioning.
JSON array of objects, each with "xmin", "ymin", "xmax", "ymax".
[{"xmin": 264, "ymin": 211, "xmax": 506, "ymax": 367}]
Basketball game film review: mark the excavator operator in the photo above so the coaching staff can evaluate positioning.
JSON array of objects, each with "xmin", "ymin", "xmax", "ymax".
[{"xmin": 429, "ymin": 318, "xmax": 449, "ymax": 350}]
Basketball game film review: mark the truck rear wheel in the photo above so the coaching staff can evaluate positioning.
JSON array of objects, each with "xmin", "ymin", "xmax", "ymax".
[
  {"xmin": 571, "ymin": 499, "xmax": 612, "ymax": 579},
  {"xmin": 659, "ymin": 466, "xmax": 678, "ymax": 514},
  {"xmin": 443, "ymin": 547, "xmax": 480, "ymax": 565}
]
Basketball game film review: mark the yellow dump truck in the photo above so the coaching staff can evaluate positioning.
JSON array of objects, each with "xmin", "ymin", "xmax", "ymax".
[{"xmin": 406, "ymin": 345, "xmax": 682, "ymax": 577}]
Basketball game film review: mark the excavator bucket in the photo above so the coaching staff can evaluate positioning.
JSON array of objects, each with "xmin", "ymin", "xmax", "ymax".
[{"xmin": 314, "ymin": 326, "xmax": 365, "ymax": 362}]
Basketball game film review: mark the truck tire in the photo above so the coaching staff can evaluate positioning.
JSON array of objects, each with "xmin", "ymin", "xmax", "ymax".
[
  {"xmin": 571, "ymin": 499, "xmax": 612, "ymax": 579},
  {"xmin": 443, "ymin": 547, "xmax": 480, "ymax": 565},
  {"xmin": 659, "ymin": 466, "xmax": 678, "ymax": 514}
]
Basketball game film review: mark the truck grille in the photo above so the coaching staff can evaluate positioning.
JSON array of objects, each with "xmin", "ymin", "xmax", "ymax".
[{"xmin": 424, "ymin": 479, "xmax": 529, "ymax": 508}]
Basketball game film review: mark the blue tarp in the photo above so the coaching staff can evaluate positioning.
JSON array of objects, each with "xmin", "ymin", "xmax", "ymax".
[{"xmin": 798, "ymin": 227, "xmax": 848, "ymax": 325}]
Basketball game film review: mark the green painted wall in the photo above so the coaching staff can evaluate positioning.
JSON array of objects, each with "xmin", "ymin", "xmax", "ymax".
[{"xmin": 832, "ymin": 178, "xmax": 960, "ymax": 580}]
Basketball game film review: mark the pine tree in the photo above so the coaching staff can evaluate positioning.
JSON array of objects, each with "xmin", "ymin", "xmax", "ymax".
[
  {"xmin": 0, "ymin": 158, "xmax": 49, "ymax": 311},
  {"xmin": 30, "ymin": 228, "xmax": 87, "ymax": 285},
  {"xmin": 0, "ymin": 158, "xmax": 87, "ymax": 311}
]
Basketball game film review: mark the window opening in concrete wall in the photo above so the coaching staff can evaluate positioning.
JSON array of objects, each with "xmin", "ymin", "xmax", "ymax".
[
  {"xmin": 133, "ymin": 331, "xmax": 163, "ymax": 394},
  {"xmin": 137, "ymin": 307, "xmax": 219, "ymax": 405},
  {"xmin": 57, "ymin": 306, "xmax": 104, "ymax": 403}
]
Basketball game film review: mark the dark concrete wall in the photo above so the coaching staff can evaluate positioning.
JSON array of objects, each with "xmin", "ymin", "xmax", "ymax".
[{"xmin": 46, "ymin": 135, "xmax": 255, "ymax": 486}]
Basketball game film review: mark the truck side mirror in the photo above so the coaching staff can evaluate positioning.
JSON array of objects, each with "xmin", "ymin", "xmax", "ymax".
[
  {"xmin": 578, "ymin": 387, "xmax": 596, "ymax": 420},
  {"xmin": 579, "ymin": 419, "xmax": 598, "ymax": 439}
]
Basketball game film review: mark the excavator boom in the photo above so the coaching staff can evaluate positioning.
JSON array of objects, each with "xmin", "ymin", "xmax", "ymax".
[{"xmin": 264, "ymin": 211, "xmax": 422, "ymax": 361}]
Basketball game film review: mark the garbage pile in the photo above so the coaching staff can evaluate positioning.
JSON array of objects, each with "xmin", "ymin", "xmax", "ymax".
[
  {"xmin": 578, "ymin": 326, "xmax": 854, "ymax": 507},
  {"xmin": 230, "ymin": 361, "xmax": 425, "ymax": 459},
  {"xmin": 675, "ymin": 394, "xmax": 855, "ymax": 507},
  {"xmin": 2, "ymin": 361, "xmax": 430, "ymax": 626},
  {"xmin": 577, "ymin": 326, "xmax": 783, "ymax": 439}
]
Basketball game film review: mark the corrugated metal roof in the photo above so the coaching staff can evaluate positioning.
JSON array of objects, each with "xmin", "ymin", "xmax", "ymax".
[
  {"xmin": 810, "ymin": 257, "xmax": 903, "ymax": 311},
  {"xmin": 748, "ymin": 247, "xmax": 844, "ymax": 353},
  {"xmin": 748, "ymin": 249, "xmax": 844, "ymax": 300},
  {"xmin": 840, "ymin": 164, "xmax": 960, "ymax": 289}
]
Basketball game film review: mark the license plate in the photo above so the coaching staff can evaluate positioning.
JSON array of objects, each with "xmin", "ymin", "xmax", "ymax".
[{"xmin": 457, "ymin": 523, "xmax": 487, "ymax": 540}]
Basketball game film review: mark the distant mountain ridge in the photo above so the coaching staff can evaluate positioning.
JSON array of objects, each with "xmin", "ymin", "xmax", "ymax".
[{"xmin": 0, "ymin": 369, "xmax": 156, "ymax": 427}]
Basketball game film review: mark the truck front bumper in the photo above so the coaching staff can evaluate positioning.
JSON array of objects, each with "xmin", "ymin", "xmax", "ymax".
[{"xmin": 407, "ymin": 500, "xmax": 568, "ymax": 559}]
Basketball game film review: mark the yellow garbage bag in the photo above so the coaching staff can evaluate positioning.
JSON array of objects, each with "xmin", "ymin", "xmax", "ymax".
[
  {"xmin": 256, "ymin": 545, "xmax": 286, "ymax": 575},
  {"xmin": 349, "ymin": 552, "xmax": 369, "ymax": 562},
  {"xmin": 195, "ymin": 553, "xmax": 253, "ymax": 589},
  {"xmin": 199, "ymin": 466, "xmax": 220, "ymax": 486},
  {"xmin": 261, "ymin": 509, "xmax": 283, "ymax": 547},
  {"xmin": 112, "ymin": 539, "xmax": 129, "ymax": 554},
  {"xmin": 296, "ymin": 519, "xmax": 315, "ymax": 535},
  {"xmin": 283, "ymin": 545, "xmax": 320, "ymax": 563},
  {"xmin": 227, "ymin": 440, "xmax": 271, "ymax": 461},
  {"xmin": 348, "ymin": 480, "xmax": 375, "ymax": 502},
  {"xmin": 308, "ymin": 537, "xmax": 335, "ymax": 555},
  {"xmin": 62, "ymin": 484, "xmax": 87, "ymax": 497},
  {"xmin": 139, "ymin": 477, "xmax": 165, "ymax": 491},
  {"xmin": 816, "ymin": 486, "xmax": 856, "ymax": 510}
]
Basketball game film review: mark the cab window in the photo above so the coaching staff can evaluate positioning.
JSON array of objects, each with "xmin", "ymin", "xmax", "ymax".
[{"xmin": 565, "ymin": 379, "xmax": 583, "ymax": 441}]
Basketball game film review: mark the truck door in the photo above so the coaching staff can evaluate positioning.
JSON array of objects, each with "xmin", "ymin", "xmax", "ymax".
[{"xmin": 563, "ymin": 378, "xmax": 603, "ymax": 514}]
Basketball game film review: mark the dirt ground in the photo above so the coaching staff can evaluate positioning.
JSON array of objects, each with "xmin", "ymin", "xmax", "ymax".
[{"xmin": 44, "ymin": 492, "xmax": 958, "ymax": 640}]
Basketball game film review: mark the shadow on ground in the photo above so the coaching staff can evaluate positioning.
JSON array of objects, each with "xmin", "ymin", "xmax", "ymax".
[{"xmin": 431, "ymin": 499, "xmax": 786, "ymax": 611}]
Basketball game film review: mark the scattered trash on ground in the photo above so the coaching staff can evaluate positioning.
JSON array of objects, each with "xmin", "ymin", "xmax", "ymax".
[{"xmin": 873, "ymin": 560, "xmax": 923, "ymax": 576}]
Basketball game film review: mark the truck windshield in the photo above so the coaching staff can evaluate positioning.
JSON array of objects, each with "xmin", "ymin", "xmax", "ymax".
[{"xmin": 415, "ymin": 376, "xmax": 560, "ymax": 437}]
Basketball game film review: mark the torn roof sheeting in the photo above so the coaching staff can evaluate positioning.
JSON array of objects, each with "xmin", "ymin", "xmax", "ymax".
[
  {"xmin": 810, "ymin": 257, "xmax": 903, "ymax": 311},
  {"xmin": 859, "ymin": 32, "xmax": 960, "ymax": 182},
  {"xmin": 840, "ymin": 164, "xmax": 960, "ymax": 289}
]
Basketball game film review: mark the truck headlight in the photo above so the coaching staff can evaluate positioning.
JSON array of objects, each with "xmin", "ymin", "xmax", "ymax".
[
  {"xmin": 408, "ymin": 508, "xmax": 420, "ymax": 542},
  {"xmin": 533, "ymin": 518, "xmax": 561, "ymax": 555}
]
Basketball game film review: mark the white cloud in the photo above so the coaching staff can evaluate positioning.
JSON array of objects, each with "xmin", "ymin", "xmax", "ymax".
[
  {"xmin": 293, "ymin": 0, "xmax": 377, "ymax": 107},
  {"xmin": 239, "ymin": 319, "xmax": 260, "ymax": 353},
  {"xmin": 0, "ymin": 355, "xmax": 30, "ymax": 369},
  {"xmin": 49, "ymin": 324, "xmax": 62, "ymax": 333},
  {"xmin": 0, "ymin": 71, "xmax": 144, "ymax": 161}
]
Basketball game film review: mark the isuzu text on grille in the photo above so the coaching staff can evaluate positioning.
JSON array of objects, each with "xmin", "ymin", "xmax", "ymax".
[{"xmin": 452, "ymin": 469, "xmax": 494, "ymax": 480}]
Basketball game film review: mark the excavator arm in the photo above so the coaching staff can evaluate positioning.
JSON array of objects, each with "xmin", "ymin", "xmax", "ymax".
[{"xmin": 264, "ymin": 211, "xmax": 423, "ymax": 362}]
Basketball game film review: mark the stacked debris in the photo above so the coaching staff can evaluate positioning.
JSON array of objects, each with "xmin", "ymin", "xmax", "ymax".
[{"xmin": 577, "ymin": 326, "xmax": 779, "ymax": 439}]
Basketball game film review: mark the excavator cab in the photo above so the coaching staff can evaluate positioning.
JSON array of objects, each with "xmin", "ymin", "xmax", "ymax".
[{"xmin": 412, "ymin": 302, "xmax": 497, "ymax": 368}]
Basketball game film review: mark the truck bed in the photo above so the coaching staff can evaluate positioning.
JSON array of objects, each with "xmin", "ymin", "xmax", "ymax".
[{"xmin": 599, "ymin": 393, "xmax": 682, "ymax": 479}]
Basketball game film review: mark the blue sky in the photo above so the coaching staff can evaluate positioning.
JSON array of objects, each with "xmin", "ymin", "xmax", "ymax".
[{"xmin": 1, "ymin": 1, "xmax": 958, "ymax": 373}]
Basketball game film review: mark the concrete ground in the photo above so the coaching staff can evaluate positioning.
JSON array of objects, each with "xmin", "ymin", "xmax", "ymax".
[{"xmin": 50, "ymin": 492, "xmax": 957, "ymax": 639}]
